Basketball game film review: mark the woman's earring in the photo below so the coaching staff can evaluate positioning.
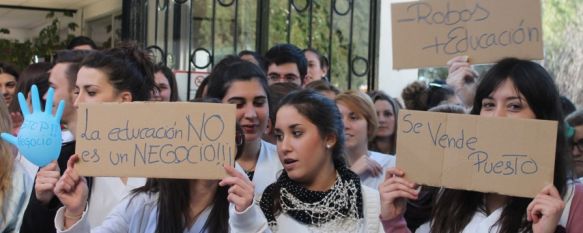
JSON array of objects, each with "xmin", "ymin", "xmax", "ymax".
[{"xmin": 326, "ymin": 144, "xmax": 332, "ymax": 149}]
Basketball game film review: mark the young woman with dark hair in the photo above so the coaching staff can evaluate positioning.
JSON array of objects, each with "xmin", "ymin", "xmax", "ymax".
[
  {"xmin": 233, "ymin": 89, "xmax": 409, "ymax": 232},
  {"xmin": 383, "ymin": 58, "xmax": 583, "ymax": 233},
  {"xmin": 48, "ymin": 44, "xmax": 158, "ymax": 228},
  {"xmin": 151, "ymin": 64, "xmax": 179, "ymax": 102},
  {"xmin": 368, "ymin": 90, "xmax": 400, "ymax": 155},
  {"xmin": 0, "ymin": 62, "xmax": 19, "ymax": 108},
  {"xmin": 206, "ymin": 59, "xmax": 282, "ymax": 199}
]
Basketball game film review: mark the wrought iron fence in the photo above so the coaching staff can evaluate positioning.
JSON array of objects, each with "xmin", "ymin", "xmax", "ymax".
[{"xmin": 122, "ymin": 0, "xmax": 379, "ymax": 99}]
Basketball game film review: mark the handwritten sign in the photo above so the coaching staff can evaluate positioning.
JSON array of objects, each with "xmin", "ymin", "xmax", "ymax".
[
  {"xmin": 75, "ymin": 102, "xmax": 236, "ymax": 179},
  {"xmin": 396, "ymin": 110, "xmax": 556, "ymax": 198},
  {"xmin": 391, "ymin": 0, "xmax": 543, "ymax": 69}
]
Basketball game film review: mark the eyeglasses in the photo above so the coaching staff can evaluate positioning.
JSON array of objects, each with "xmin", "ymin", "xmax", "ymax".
[{"xmin": 572, "ymin": 139, "xmax": 583, "ymax": 153}]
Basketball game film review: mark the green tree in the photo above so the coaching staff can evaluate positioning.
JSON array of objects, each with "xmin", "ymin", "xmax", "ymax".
[{"xmin": 543, "ymin": 0, "xmax": 583, "ymax": 108}]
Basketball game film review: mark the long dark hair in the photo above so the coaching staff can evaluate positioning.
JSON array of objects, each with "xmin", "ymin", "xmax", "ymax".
[
  {"xmin": 430, "ymin": 58, "xmax": 573, "ymax": 233},
  {"xmin": 267, "ymin": 89, "xmax": 347, "ymax": 215},
  {"xmin": 133, "ymin": 98, "xmax": 245, "ymax": 233}
]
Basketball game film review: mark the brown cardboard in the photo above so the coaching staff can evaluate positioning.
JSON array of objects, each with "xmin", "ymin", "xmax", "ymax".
[
  {"xmin": 75, "ymin": 102, "xmax": 236, "ymax": 179},
  {"xmin": 391, "ymin": 0, "xmax": 543, "ymax": 69},
  {"xmin": 396, "ymin": 110, "xmax": 556, "ymax": 198}
]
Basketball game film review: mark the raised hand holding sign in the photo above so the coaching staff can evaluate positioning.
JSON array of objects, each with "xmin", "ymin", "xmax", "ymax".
[{"xmin": 1, "ymin": 85, "xmax": 65, "ymax": 166}]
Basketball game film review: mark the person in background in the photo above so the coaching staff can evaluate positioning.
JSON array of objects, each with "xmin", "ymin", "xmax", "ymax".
[
  {"xmin": 264, "ymin": 44, "xmax": 307, "ymax": 86},
  {"xmin": 566, "ymin": 110, "xmax": 583, "ymax": 179},
  {"xmin": 368, "ymin": 90, "xmax": 400, "ymax": 155},
  {"xmin": 8, "ymin": 62, "xmax": 52, "ymax": 136},
  {"xmin": 206, "ymin": 59, "xmax": 282, "ymax": 199},
  {"xmin": 383, "ymin": 58, "xmax": 583, "ymax": 233},
  {"xmin": 401, "ymin": 80, "xmax": 462, "ymax": 111},
  {"xmin": 0, "ymin": 97, "xmax": 32, "ymax": 232},
  {"xmin": 263, "ymin": 82, "xmax": 301, "ymax": 144},
  {"xmin": 27, "ymin": 44, "xmax": 152, "ymax": 230},
  {"xmin": 302, "ymin": 48, "xmax": 328, "ymax": 85},
  {"xmin": 304, "ymin": 79, "xmax": 340, "ymax": 99},
  {"xmin": 335, "ymin": 90, "xmax": 396, "ymax": 189},
  {"xmin": 0, "ymin": 62, "xmax": 19, "ymax": 108},
  {"xmin": 19, "ymin": 50, "xmax": 91, "ymax": 233},
  {"xmin": 8, "ymin": 62, "xmax": 52, "ymax": 183},
  {"xmin": 151, "ymin": 64, "xmax": 179, "ymax": 102},
  {"xmin": 67, "ymin": 36, "xmax": 98, "ymax": 51},
  {"xmin": 239, "ymin": 50, "xmax": 266, "ymax": 69}
]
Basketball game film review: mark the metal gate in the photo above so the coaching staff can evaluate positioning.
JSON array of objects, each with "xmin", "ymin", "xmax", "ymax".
[{"xmin": 122, "ymin": 0, "xmax": 379, "ymax": 100}]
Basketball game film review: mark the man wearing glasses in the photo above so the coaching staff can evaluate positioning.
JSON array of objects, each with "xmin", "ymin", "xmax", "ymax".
[
  {"xmin": 264, "ymin": 44, "xmax": 307, "ymax": 87},
  {"xmin": 567, "ymin": 109, "xmax": 583, "ymax": 180}
]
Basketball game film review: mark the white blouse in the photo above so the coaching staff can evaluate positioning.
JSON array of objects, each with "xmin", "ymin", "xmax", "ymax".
[
  {"xmin": 359, "ymin": 151, "xmax": 396, "ymax": 189},
  {"xmin": 87, "ymin": 177, "xmax": 146, "ymax": 227},
  {"xmin": 235, "ymin": 140, "xmax": 282, "ymax": 200}
]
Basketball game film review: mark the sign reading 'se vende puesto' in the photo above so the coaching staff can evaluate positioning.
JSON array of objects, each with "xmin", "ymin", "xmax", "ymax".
[
  {"xmin": 75, "ymin": 102, "xmax": 236, "ymax": 180},
  {"xmin": 391, "ymin": 0, "xmax": 543, "ymax": 69},
  {"xmin": 396, "ymin": 110, "xmax": 556, "ymax": 198}
]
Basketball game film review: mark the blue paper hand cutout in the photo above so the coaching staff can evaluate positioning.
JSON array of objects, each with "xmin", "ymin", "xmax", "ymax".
[{"xmin": 1, "ymin": 85, "xmax": 65, "ymax": 166}]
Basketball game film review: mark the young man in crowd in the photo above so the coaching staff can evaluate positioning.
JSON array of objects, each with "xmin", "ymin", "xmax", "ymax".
[{"xmin": 264, "ymin": 43, "xmax": 307, "ymax": 86}]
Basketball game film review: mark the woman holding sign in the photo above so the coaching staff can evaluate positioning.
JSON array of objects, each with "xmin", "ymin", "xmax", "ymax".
[
  {"xmin": 383, "ymin": 58, "xmax": 583, "ymax": 233},
  {"xmin": 335, "ymin": 90, "xmax": 396, "ymax": 189},
  {"xmin": 206, "ymin": 59, "xmax": 282, "ymax": 199},
  {"xmin": 52, "ymin": 118, "xmax": 270, "ymax": 233},
  {"xmin": 229, "ymin": 89, "xmax": 409, "ymax": 232},
  {"xmin": 62, "ymin": 44, "xmax": 155, "ymax": 227}
]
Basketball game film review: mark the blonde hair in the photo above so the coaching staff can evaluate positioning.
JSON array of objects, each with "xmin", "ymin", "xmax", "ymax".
[
  {"xmin": 0, "ymin": 97, "xmax": 13, "ymax": 217},
  {"xmin": 335, "ymin": 90, "xmax": 379, "ymax": 140}
]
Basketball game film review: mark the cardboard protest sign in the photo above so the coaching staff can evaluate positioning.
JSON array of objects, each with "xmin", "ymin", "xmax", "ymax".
[
  {"xmin": 396, "ymin": 110, "xmax": 556, "ymax": 198},
  {"xmin": 75, "ymin": 102, "xmax": 236, "ymax": 179},
  {"xmin": 391, "ymin": 0, "xmax": 543, "ymax": 69}
]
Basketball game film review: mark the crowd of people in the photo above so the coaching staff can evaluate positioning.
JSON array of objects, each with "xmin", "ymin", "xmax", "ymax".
[{"xmin": 0, "ymin": 35, "xmax": 582, "ymax": 233}]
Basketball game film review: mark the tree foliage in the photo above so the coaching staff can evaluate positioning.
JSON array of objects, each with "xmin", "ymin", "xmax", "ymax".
[
  {"xmin": 183, "ymin": 0, "xmax": 374, "ymax": 90},
  {"xmin": 543, "ymin": 0, "xmax": 583, "ymax": 108}
]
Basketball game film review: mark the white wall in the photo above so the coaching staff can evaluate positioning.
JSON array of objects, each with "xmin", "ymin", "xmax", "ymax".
[
  {"xmin": 376, "ymin": 0, "xmax": 418, "ymax": 101},
  {"xmin": 0, "ymin": 28, "xmax": 32, "ymax": 41},
  {"xmin": 82, "ymin": 0, "xmax": 122, "ymax": 21},
  {"xmin": 0, "ymin": 12, "xmax": 80, "ymax": 42}
]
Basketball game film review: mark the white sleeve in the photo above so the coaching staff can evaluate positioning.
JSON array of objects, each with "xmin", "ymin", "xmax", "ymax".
[
  {"xmin": 55, "ymin": 196, "xmax": 136, "ymax": 233},
  {"xmin": 54, "ymin": 207, "xmax": 91, "ymax": 233},
  {"xmin": 229, "ymin": 203, "xmax": 271, "ymax": 233}
]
